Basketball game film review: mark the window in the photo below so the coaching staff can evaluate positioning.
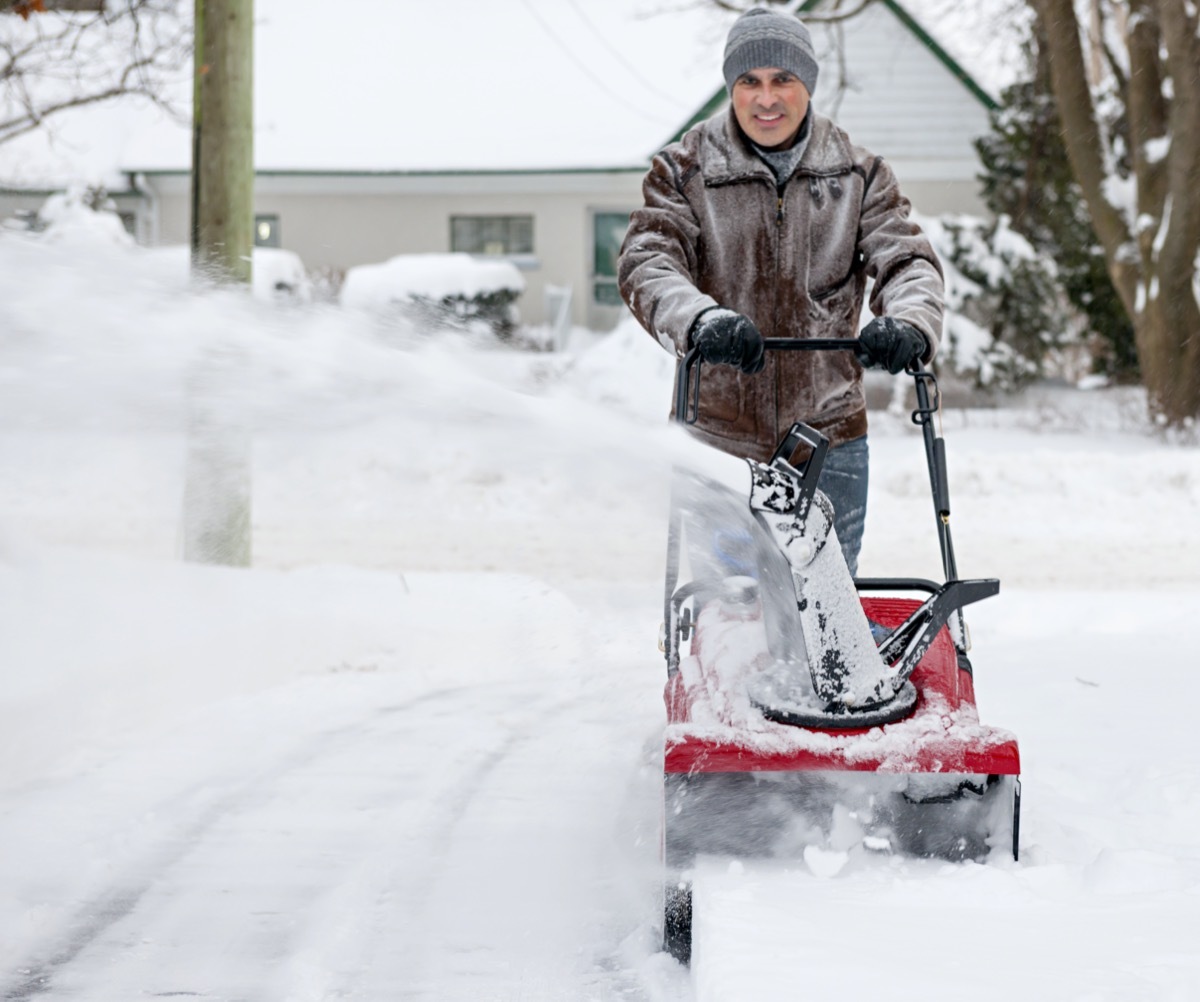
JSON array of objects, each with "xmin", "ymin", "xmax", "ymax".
[
  {"xmin": 255, "ymin": 214, "xmax": 280, "ymax": 248},
  {"xmin": 451, "ymin": 215, "xmax": 533, "ymax": 256},
  {"xmin": 592, "ymin": 210, "xmax": 631, "ymax": 306}
]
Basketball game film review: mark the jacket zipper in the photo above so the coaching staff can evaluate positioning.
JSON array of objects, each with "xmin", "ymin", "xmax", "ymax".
[{"xmin": 772, "ymin": 183, "xmax": 784, "ymax": 436}]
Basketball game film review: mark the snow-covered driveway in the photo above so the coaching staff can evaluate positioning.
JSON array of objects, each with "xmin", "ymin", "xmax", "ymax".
[
  {"xmin": 3, "ymin": 240, "xmax": 1200, "ymax": 999},
  {"xmin": 2, "ymin": 568, "xmax": 674, "ymax": 1000}
]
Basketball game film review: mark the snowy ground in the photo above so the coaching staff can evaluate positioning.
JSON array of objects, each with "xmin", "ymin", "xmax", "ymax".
[{"xmin": 2, "ymin": 236, "xmax": 1200, "ymax": 1000}]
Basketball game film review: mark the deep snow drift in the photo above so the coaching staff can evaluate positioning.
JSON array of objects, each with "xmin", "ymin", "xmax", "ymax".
[{"xmin": 2, "ymin": 234, "xmax": 1199, "ymax": 1000}]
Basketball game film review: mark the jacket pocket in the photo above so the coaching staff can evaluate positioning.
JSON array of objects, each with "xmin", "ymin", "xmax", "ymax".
[
  {"xmin": 807, "ymin": 270, "xmax": 863, "ymax": 334},
  {"xmin": 811, "ymin": 270, "xmax": 855, "ymax": 305}
]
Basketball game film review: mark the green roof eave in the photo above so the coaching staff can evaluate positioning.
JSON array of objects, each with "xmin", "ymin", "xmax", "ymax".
[
  {"xmin": 662, "ymin": 87, "xmax": 729, "ymax": 147},
  {"xmin": 875, "ymin": 0, "xmax": 997, "ymax": 111},
  {"xmin": 662, "ymin": 0, "xmax": 996, "ymax": 149}
]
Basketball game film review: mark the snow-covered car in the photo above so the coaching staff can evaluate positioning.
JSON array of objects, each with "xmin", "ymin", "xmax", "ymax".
[{"xmin": 340, "ymin": 252, "xmax": 525, "ymax": 339}]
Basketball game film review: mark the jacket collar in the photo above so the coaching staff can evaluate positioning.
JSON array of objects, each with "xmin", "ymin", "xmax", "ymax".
[{"xmin": 699, "ymin": 109, "xmax": 855, "ymax": 185}]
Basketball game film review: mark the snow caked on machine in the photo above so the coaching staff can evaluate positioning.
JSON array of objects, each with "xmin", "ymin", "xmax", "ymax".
[{"xmin": 659, "ymin": 340, "xmax": 1021, "ymax": 964}]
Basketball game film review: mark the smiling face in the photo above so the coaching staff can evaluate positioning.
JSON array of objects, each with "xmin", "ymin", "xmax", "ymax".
[{"xmin": 731, "ymin": 67, "xmax": 810, "ymax": 149}]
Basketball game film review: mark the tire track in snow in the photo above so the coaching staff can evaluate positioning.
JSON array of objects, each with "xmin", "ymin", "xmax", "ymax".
[
  {"xmin": 0, "ymin": 680, "xmax": 567, "ymax": 1001},
  {"xmin": 260, "ymin": 680, "xmax": 620, "ymax": 1001},
  {"xmin": 369, "ymin": 682, "xmax": 661, "ymax": 1001}
]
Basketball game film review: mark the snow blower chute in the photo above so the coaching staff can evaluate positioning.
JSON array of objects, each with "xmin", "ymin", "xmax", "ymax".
[{"xmin": 659, "ymin": 339, "xmax": 1021, "ymax": 963}]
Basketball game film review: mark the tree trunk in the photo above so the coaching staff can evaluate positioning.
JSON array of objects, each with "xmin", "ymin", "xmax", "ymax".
[
  {"xmin": 1138, "ymin": 275, "xmax": 1200, "ymax": 426},
  {"xmin": 1033, "ymin": 0, "xmax": 1200, "ymax": 428},
  {"xmin": 183, "ymin": 0, "xmax": 254, "ymax": 566}
]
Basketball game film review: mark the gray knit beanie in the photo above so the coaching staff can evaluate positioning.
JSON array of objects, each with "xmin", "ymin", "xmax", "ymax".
[{"xmin": 723, "ymin": 8, "xmax": 819, "ymax": 98}]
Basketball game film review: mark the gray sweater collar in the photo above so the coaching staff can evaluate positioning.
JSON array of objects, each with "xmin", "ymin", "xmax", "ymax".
[{"xmin": 750, "ymin": 113, "xmax": 812, "ymax": 184}]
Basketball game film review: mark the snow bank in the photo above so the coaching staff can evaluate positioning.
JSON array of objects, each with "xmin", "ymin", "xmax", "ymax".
[
  {"xmin": 33, "ymin": 186, "xmax": 134, "ymax": 247},
  {"xmin": 139, "ymin": 244, "xmax": 312, "ymax": 300}
]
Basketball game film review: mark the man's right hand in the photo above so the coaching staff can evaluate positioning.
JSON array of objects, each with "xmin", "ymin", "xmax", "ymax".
[{"xmin": 690, "ymin": 309, "xmax": 766, "ymax": 374}]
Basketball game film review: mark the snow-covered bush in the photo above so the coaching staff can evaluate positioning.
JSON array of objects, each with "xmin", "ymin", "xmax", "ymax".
[
  {"xmin": 137, "ymin": 245, "xmax": 312, "ymax": 303},
  {"xmin": 4, "ymin": 185, "xmax": 133, "ymax": 247},
  {"xmin": 975, "ymin": 66, "xmax": 1138, "ymax": 382},
  {"xmin": 252, "ymin": 247, "xmax": 312, "ymax": 302},
  {"xmin": 922, "ymin": 212, "xmax": 1076, "ymax": 391},
  {"xmin": 340, "ymin": 253, "xmax": 525, "ymax": 340}
]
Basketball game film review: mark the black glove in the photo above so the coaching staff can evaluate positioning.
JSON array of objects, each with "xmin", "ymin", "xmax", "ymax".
[
  {"xmin": 690, "ymin": 309, "xmax": 766, "ymax": 374},
  {"xmin": 855, "ymin": 317, "xmax": 928, "ymax": 374}
]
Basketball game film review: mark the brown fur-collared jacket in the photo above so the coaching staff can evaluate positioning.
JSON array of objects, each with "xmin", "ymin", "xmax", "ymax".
[{"xmin": 618, "ymin": 109, "xmax": 944, "ymax": 462}]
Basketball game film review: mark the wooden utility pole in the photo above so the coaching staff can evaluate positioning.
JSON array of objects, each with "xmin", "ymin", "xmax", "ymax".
[
  {"xmin": 182, "ymin": 0, "xmax": 254, "ymax": 566},
  {"xmin": 191, "ymin": 0, "xmax": 253, "ymax": 282}
]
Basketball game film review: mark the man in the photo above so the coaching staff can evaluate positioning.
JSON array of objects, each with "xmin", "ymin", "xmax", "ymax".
[{"xmin": 618, "ymin": 7, "xmax": 944, "ymax": 575}]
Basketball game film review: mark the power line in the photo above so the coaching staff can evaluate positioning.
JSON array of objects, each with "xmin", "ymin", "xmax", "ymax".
[
  {"xmin": 562, "ymin": 0, "xmax": 686, "ymax": 112},
  {"xmin": 516, "ymin": 0, "xmax": 681, "ymax": 128}
]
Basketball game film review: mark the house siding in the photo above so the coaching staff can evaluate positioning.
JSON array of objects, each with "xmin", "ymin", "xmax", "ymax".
[
  {"xmin": 1, "ymin": 1, "xmax": 997, "ymax": 334},
  {"xmin": 807, "ymin": 2, "xmax": 990, "ymax": 213},
  {"xmin": 134, "ymin": 171, "xmax": 645, "ymax": 330}
]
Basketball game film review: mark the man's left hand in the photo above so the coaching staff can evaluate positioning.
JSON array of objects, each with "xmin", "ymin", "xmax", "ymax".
[{"xmin": 855, "ymin": 317, "xmax": 928, "ymax": 374}]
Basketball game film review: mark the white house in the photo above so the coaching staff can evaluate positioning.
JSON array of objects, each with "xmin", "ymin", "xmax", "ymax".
[{"xmin": 0, "ymin": 0, "xmax": 1025, "ymax": 330}]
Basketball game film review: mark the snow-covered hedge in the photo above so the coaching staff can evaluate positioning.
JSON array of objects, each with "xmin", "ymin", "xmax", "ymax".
[{"xmin": 340, "ymin": 253, "xmax": 525, "ymax": 339}]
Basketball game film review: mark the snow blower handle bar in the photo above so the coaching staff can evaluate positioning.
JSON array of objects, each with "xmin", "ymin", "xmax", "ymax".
[
  {"xmin": 675, "ymin": 337, "xmax": 960, "ymax": 583},
  {"xmin": 675, "ymin": 338, "xmax": 866, "ymax": 425}
]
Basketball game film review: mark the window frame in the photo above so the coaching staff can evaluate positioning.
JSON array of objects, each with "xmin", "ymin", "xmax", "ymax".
[
  {"xmin": 450, "ymin": 214, "xmax": 535, "ymax": 258},
  {"xmin": 591, "ymin": 208, "xmax": 632, "ymax": 307},
  {"xmin": 254, "ymin": 213, "xmax": 281, "ymax": 248}
]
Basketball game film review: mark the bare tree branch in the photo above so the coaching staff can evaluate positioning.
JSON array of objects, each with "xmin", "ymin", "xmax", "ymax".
[
  {"xmin": 669, "ymin": 0, "xmax": 878, "ymax": 24},
  {"xmin": 801, "ymin": 0, "xmax": 878, "ymax": 25},
  {"xmin": 0, "ymin": 0, "xmax": 189, "ymax": 147},
  {"xmin": 1, "ymin": 2, "xmax": 106, "ymax": 16}
]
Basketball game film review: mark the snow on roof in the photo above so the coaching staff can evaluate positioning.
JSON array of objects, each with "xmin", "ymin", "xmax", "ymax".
[
  {"xmin": 891, "ymin": 0, "xmax": 1030, "ymax": 102},
  {"xmin": 0, "ymin": 0, "xmax": 1029, "ymax": 190},
  {"xmin": 0, "ymin": 0, "xmax": 731, "ymax": 187}
]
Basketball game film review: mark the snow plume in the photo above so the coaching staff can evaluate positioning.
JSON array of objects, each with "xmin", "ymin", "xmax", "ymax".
[{"xmin": 0, "ymin": 227, "xmax": 725, "ymax": 554}]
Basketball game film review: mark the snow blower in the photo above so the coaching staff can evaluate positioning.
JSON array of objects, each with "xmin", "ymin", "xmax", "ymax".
[{"xmin": 659, "ymin": 339, "xmax": 1021, "ymax": 964}]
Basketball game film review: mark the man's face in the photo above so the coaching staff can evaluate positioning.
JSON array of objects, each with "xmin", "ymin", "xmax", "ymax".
[{"xmin": 731, "ymin": 67, "xmax": 810, "ymax": 149}]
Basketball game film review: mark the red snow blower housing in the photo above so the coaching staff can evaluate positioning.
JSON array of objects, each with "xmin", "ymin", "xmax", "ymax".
[{"xmin": 659, "ymin": 340, "xmax": 1021, "ymax": 963}]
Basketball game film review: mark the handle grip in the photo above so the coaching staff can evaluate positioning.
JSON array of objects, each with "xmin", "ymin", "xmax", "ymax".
[{"xmin": 675, "ymin": 337, "xmax": 927, "ymax": 424}]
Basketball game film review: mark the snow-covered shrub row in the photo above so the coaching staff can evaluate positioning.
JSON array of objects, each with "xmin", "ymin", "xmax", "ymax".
[{"xmin": 4, "ymin": 191, "xmax": 530, "ymax": 343}]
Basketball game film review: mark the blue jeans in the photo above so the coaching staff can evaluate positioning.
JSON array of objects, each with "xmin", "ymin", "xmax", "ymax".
[{"xmin": 817, "ymin": 435, "xmax": 868, "ymax": 577}]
